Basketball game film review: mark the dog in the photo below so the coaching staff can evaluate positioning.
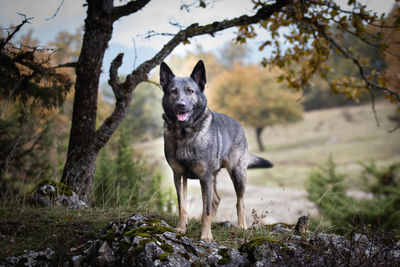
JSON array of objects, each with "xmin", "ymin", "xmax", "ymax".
[{"xmin": 159, "ymin": 60, "xmax": 273, "ymax": 241}]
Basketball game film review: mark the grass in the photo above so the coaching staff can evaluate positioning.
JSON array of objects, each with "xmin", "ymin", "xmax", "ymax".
[
  {"xmin": 0, "ymin": 205, "xmax": 132, "ymax": 263},
  {"xmin": 0, "ymin": 204, "xmax": 295, "ymax": 262}
]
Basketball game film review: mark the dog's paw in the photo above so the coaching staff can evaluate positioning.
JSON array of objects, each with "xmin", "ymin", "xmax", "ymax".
[
  {"xmin": 200, "ymin": 232, "xmax": 214, "ymax": 242},
  {"xmin": 238, "ymin": 223, "xmax": 247, "ymax": 230},
  {"xmin": 175, "ymin": 226, "xmax": 187, "ymax": 234}
]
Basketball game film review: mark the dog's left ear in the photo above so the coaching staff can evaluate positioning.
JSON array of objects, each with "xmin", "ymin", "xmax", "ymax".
[
  {"xmin": 190, "ymin": 60, "xmax": 206, "ymax": 91},
  {"xmin": 160, "ymin": 62, "xmax": 175, "ymax": 89}
]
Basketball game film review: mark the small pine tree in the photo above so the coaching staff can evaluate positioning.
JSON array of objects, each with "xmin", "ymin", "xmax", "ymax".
[
  {"xmin": 307, "ymin": 157, "xmax": 400, "ymax": 231},
  {"xmin": 92, "ymin": 124, "xmax": 171, "ymax": 211},
  {"xmin": 357, "ymin": 161, "xmax": 400, "ymax": 229},
  {"xmin": 306, "ymin": 156, "xmax": 356, "ymax": 228}
]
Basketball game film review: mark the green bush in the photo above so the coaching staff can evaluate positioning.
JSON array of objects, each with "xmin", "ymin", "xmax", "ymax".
[{"xmin": 306, "ymin": 156, "xmax": 400, "ymax": 230}]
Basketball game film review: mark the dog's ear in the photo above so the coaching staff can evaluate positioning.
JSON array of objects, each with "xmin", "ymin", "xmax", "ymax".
[
  {"xmin": 160, "ymin": 62, "xmax": 175, "ymax": 89},
  {"xmin": 190, "ymin": 60, "xmax": 206, "ymax": 91}
]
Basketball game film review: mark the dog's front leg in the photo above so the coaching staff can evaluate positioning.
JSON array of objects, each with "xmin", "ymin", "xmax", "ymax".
[
  {"xmin": 200, "ymin": 178, "xmax": 214, "ymax": 242},
  {"xmin": 174, "ymin": 173, "xmax": 188, "ymax": 234}
]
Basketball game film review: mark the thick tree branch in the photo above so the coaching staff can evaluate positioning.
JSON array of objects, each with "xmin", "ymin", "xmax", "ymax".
[
  {"xmin": 132, "ymin": 0, "xmax": 293, "ymax": 81},
  {"xmin": 111, "ymin": 0, "xmax": 151, "ymax": 20},
  {"xmin": 93, "ymin": 53, "xmax": 132, "ymax": 152}
]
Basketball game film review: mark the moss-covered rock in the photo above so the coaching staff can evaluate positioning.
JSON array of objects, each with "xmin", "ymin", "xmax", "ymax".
[
  {"xmin": 217, "ymin": 248, "xmax": 231, "ymax": 265},
  {"xmin": 239, "ymin": 236, "xmax": 282, "ymax": 263},
  {"xmin": 99, "ymin": 229, "xmax": 115, "ymax": 243},
  {"xmin": 125, "ymin": 225, "xmax": 175, "ymax": 237},
  {"xmin": 28, "ymin": 179, "xmax": 87, "ymax": 209},
  {"xmin": 36, "ymin": 179, "xmax": 73, "ymax": 196}
]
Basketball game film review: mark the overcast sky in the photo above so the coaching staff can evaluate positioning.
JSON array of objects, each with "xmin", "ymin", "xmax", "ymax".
[
  {"xmin": 0, "ymin": 0, "xmax": 258, "ymax": 53},
  {"xmin": 0, "ymin": 0, "xmax": 395, "ymax": 51},
  {"xmin": 0, "ymin": 0, "xmax": 395, "ymax": 80}
]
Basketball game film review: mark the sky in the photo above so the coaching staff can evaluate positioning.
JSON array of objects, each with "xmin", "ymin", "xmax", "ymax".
[{"xmin": 0, "ymin": 0, "xmax": 395, "ymax": 80}]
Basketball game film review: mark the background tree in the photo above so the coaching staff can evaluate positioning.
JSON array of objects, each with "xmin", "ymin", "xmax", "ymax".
[
  {"xmin": 0, "ymin": 18, "xmax": 73, "ymax": 197},
  {"xmin": 303, "ymin": 26, "xmax": 384, "ymax": 111},
  {"xmin": 218, "ymin": 41, "xmax": 252, "ymax": 69},
  {"xmin": 210, "ymin": 64, "xmax": 303, "ymax": 151},
  {"xmin": 377, "ymin": 5, "xmax": 400, "ymax": 101}
]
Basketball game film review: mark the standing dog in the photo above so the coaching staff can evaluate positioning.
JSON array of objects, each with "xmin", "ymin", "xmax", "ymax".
[{"xmin": 160, "ymin": 60, "xmax": 273, "ymax": 241}]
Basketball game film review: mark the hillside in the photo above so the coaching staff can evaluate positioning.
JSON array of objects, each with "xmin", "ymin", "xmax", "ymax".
[{"xmin": 134, "ymin": 102, "xmax": 400, "ymax": 224}]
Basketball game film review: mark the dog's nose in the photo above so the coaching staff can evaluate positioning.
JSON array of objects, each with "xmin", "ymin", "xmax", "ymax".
[{"xmin": 177, "ymin": 100, "xmax": 186, "ymax": 109}]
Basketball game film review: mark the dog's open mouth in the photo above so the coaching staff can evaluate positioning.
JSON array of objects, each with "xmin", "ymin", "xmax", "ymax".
[{"xmin": 177, "ymin": 112, "xmax": 189, "ymax": 122}]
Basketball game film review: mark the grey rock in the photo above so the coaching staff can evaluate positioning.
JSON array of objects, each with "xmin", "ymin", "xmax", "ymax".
[
  {"xmin": 0, "ymin": 248, "xmax": 55, "ymax": 267},
  {"xmin": 273, "ymin": 223, "xmax": 291, "ymax": 233},
  {"xmin": 29, "ymin": 182, "xmax": 87, "ymax": 209},
  {"xmin": 221, "ymin": 221, "xmax": 233, "ymax": 228}
]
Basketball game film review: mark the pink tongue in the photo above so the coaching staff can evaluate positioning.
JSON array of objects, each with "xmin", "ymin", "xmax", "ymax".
[{"xmin": 177, "ymin": 113, "xmax": 188, "ymax": 121}]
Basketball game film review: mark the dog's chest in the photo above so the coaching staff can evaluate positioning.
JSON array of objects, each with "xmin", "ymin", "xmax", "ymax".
[
  {"xmin": 174, "ymin": 137, "xmax": 211, "ymax": 178},
  {"xmin": 175, "ymin": 136, "xmax": 206, "ymax": 161},
  {"xmin": 164, "ymin": 122, "xmax": 216, "ymax": 178}
]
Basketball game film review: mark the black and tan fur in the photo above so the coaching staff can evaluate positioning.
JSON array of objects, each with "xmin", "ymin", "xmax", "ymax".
[{"xmin": 160, "ymin": 60, "xmax": 273, "ymax": 241}]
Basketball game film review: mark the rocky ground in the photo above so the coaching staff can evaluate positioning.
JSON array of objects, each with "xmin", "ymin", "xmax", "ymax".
[{"xmin": 1, "ymin": 213, "xmax": 399, "ymax": 267}]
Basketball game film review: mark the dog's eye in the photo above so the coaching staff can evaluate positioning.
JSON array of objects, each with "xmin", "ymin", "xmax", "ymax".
[
  {"xmin": 170, "ymin": 89, "xmax": 178, "ymax": 95},
  {"xmin": 186, "ymin": 88, "xmax": 194, "ymax": 94}
]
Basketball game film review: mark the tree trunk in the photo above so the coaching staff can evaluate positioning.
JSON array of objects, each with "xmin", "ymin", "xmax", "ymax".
[
  {"xmin": 61, "ymin": 3, "xmax": 114, "ymax": 202},
  {"xmin": 255, "ymin": 127, "xmax": 265, "ymax": 152}
]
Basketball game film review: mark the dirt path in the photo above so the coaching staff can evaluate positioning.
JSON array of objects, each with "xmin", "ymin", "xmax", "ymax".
[{"xmin": 185, "ymin": 169, "xmax": 318, "ymax": 226}]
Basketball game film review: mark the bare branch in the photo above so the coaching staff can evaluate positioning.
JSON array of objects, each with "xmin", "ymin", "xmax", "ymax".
[
  {"xmin": 45, "ymin": 0, "xmax": 65, "ymax": 21},
  {"xmin": 132, "ymin": 38, "xmax": 138, "ymax": 70},
  {"xmin": 144, "ymin": 79, "xmax": 162, "ymax": 89},
  {"xmin": 1, "ymin": 14, "xmax": 33, "ymax": 49},
  {"xmin": 111, "ymin": 0, "xmax": 152, "ymax": 21},
  {"xmin": 141, "ymin": 30, "xmax": 175, "ymax": 40}
]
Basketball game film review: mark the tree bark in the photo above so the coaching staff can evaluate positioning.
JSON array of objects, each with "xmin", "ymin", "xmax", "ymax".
[
  {"xmin": 255, "ymin": 127, "xmax": 265, "ymax": 152},
  {"xmin": 61, "ymin": 0, "xmax": 292, "ymax": 203},
  {"xmin": 61, "ymin": 2, "xmax": 114, "ymax": 201}
]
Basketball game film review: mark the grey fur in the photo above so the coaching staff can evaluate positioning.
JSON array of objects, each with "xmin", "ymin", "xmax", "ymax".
[{"xmin": 160, "ymin": 60, "xmax": 272, "ymax": 241}]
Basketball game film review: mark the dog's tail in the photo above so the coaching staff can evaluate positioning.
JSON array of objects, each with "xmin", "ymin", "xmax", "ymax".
[{"xmin": 247, "ymin": 154, "xmax": 273, "ymax": 169}]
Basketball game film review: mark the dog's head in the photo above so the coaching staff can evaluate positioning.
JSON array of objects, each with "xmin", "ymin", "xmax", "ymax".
[{"xmin": 160, "ymin": 60, "xmax": 207, "ymax": 125}]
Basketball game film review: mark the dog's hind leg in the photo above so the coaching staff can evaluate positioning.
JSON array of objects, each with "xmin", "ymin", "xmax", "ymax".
[
  {"xmin": 229, "ymin": 166, "xmax": 248, "ymax": 229},
  {"xmin": 211, "ymin": 176, "xmax": 221, "ymax": 220},
  {"xmin": 174, "ymin": 173, "xmax": 188, "ymax": 234}
]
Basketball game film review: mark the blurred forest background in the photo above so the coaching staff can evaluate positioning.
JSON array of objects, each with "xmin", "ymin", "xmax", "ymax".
[{"xmin": 1, "ymin": 1, "xmax": 400, "ymax": 235}]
